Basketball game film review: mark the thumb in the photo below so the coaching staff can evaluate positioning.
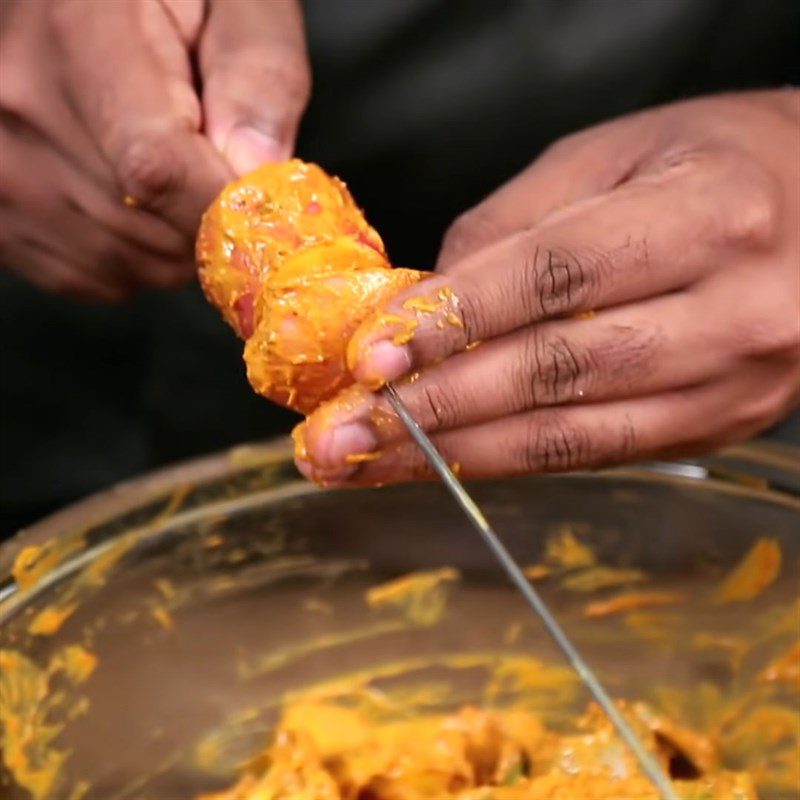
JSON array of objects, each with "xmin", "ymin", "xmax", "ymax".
[{"xmin": 199, "ymin": 0, "xmax": 311, "ymax": 175}]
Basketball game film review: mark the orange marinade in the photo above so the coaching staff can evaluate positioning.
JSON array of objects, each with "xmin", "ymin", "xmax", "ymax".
[
  {"xmin": 583, "ymin": 591, "xmax": 686, "ymax": 619},
  {"xmin": 198, "ymin": 700, "xmax": 756, "ymax": 800},
  {"xmin": 196, "ymin": 159, "xmax": 423, "ymax": 414}
]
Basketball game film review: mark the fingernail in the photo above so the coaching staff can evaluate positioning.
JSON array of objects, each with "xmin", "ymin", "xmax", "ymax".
[
  {"xmin": 314, "ymin": 422, "xmax": 377, "ymax": 469},
  {"xmin": 295, "ymin": 457, "xmax": 356, "ymax": 486},
  {"xmin": 294, "ymin": 457, "xmax": 315, "ymax": 481},
  {"xmin": 224, "ymin": 125, "xmax": 288, "ymax": 175},
  {"xmin": 355, "ymin": 340, "xmax": 412, "ymax": 388}
]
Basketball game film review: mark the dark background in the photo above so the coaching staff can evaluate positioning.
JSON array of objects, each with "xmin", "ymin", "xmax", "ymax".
[{"xmin": 2, "ymin": 0, "xmax": 799, "ymax": 534}]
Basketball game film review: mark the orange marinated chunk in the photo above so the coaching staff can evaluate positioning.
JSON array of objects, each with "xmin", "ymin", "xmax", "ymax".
[
  {"xmin": 197, "ymin": 160, "xmax": 423, "ymax": 413},
  {"xmin": 714, "ymin": 537, "xmax": 782, "ymax": 604}
]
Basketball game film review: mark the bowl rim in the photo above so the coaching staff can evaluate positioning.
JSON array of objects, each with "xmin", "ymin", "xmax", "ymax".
[{"xmin": 1, "ymin": 438, "xmax": 798, "ymax": 584}]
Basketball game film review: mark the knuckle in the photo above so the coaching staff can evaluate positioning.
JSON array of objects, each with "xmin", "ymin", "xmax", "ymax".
[
  {"xmin": 115, "ymin": 135, "xmax": 186, "ymax": 206},
  {"xmin": 440, "ymin": 208, "xmax": 503, "ymax": 266},
  {"xmin": 546, "ymin": 336, "xmax": 591, "ymax": 403},
  {"xmin": 723, "ymin": 181, "xmax": 779, "ymax": 249},
  {"xmin": 702, "ymin": 155, "xmax": 780, "ymax": 249},
  {"xmin": 518, "ymin": 329, "xmax": 592, "ymax": 406},
  {"xmin": 733, "ymin": 310, "xmax": 800, "ymax": 358},
  {"xmin": 450, "ymin": 282, "xmax": 486, "ymax": 343},
  {"xmin": 518, "ymin": 409, "xmax": 639, "ymax": 474},
  {"xmin": 513, "ymin": 334, "xmax": 539, "ymax": 409},
  {"xmin": 520, "ymin": 412, "xmax": 592, "ymax": 472},
  {"xmin": 0, "ymin": 64, "xmax": 30, "ymax": 117},
  {"xmin": 417, "ymin": 382, "xmax": 459, "ymax": 432},
  {"xmin": 731, "ymin": 389, "xmax": 787, "ymax": 434},
  {"xmin": 618, "ymin": 412, "xmax": 639, "ymax": 462},
  {"xmin": 527, "ymin": 242, "xmax": 600, "ymax": 318}
]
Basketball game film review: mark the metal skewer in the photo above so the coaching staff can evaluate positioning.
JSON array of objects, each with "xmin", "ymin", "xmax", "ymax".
[{"xmin": 384, "ymin": 383, "xmax": 679, "ymax": 800}]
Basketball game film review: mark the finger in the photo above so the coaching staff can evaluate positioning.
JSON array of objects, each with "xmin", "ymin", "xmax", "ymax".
[
  {"xmin": 1, "ymin": 134, "xmax": 194, "ymax": 292},
  {"xmin": 115, "ymin": 249, "xmax": 193, "ymax": 289},
  {"xmin": 48, "ymin": 207, "xmax": 194, "ymax": 290},
  {"xmin": 348, "ymin": 155, "xmax": 753, "ymax": 389},
  {"xmin": 300, "ymin": 290, "xmax": 740, "ymax": 471},
  {"xmin": 0, "ymin": 4, "xmax": 113, "ymax": 190},
  {"xmin": 200, "ymin": 0, "xmax": 310, "ymax": 174},
  {"xmin": 6, "ymin": 205, "xmax": 192, "ymax": 293},
  {"xmin": 2, "ymin": 232, "xmax": 131, "ymax": 302},
  {"xmin": 77, "ymin": 225, "xmax": 194, "ymax": 290},
  {"xmin": 437, "ymin": 110, "xmax": 661, "ymax": 270},
  {"xmin": 0, "ymin": 125, "xmax": 190, "ymax": 263},
  {"xmin": 296, "ymin": 380, "xmax": 763, "ymax": 486},
  {"xmin": 52, "ymin": 0, "xmax": 233, "ymax": 232},
  {"xmin": 68, "ymin": 179, "xmax": 191, "ymax": 262},
  {"xmin": 0, "ymin": 173, "xmax": 140, "ymax": 290}
]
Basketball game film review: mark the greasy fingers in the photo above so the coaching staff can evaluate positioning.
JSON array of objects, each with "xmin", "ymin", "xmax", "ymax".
[
  {"xmin": 246, "ymin": 262, "xmax": 422, "ymax": 414},
  {"xmin": 298, "ymin": 282, "xmax": 789, "ymax": 476},
  {"xmin": 297, "ymin": 376, "xmax": 786, "ymax": 486},
  {"xmin": 348, "ymin": 152, "xmax": 756, "ymax": 389},
  {"xmin": 200, "ymin": 0, "xmax": 310, "ymax": 174},
  {"xmin": 301, "ymin": 92, "xmax": 800, "ymax": 485}
]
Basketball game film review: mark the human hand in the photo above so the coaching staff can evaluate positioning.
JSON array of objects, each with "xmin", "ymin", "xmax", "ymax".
[
  {"xmin": 0, "ymin": 0, "xmax": 309, "ymax": 300},
  {"xmin": 296, "ymin": 91, "xmax": 800, "ymax": 484}
]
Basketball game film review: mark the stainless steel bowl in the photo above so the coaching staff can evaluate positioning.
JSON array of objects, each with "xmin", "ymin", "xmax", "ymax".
[{"xmin": 1, "ymin": 440, "xmax": 798, "ymax": 800}]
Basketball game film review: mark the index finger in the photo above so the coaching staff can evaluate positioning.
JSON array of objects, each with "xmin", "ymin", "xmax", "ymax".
[
  {"xmin": 52, "ymin": 0, "xmax": 233, "ymax": 233},
  {"xmin": 436, "ymin": 111, "xmax": 659, "ymax": 271},
  {"xmin": 348, "ymin": 157, "xmax": 745, "ymax": 388}
]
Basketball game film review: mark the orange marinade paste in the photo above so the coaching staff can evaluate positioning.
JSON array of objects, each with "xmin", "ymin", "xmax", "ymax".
[
  {"xmin": 196, "ymin": 159, "xmax": 424, "ymax": 415},
  {"xmin": 197, "ymin": 698, "xmax": 756, "ymax": 800}
]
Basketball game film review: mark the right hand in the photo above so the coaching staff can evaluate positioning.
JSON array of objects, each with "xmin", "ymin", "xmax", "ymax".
[{"xmin": 0, "ymin": 0, "xmax": 310, "ymax": 301}]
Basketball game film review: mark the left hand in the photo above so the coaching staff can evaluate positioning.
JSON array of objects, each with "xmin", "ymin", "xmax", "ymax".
[
  {"xmin": 297, "ymin": 90, "xmax": 800, "ymax": 484},
  {"xmin": 0, "ymin": 0, "xmax": 308, "ymax": 300}
]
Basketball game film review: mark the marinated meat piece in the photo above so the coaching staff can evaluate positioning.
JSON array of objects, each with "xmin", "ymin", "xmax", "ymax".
[
  {"xmin": 197, "ymin": 160, "xmax": 424, "ymax": 414},
  {"xmin": 714, "ymin": 538, "xmax": 782, "ymax": 604}
]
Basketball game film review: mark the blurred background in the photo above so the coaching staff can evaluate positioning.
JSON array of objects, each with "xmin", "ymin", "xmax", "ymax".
[{"xmin": 2, "ymin": 0, "xmax": 799, "ymax": 534}]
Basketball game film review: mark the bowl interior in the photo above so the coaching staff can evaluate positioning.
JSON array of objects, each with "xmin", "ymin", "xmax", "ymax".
[{"xmin": 1, "ymin": 456, "xmax": 798, "ymax": 800}]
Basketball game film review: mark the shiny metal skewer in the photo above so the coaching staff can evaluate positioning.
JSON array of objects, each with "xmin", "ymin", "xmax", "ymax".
[{"xmin": 384, "ymin": 383, "xmax": 679, "ymax": 800}]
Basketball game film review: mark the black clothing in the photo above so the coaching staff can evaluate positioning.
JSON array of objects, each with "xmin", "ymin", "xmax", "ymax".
[{"xmin": 2, "ymin": 0, "xmax": 798, "ymax": 532}]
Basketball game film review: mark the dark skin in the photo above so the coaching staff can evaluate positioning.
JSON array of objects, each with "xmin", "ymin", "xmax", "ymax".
[
  {"xmin": 0, "ymin": 0, "xmax": 308, "ymax": 299},
  {"xmin": 0, "ymin": 4, "xmax": 797, "ymax": 480},
  {"xmin": 298, "ymin": 91, "xmax": 800, "ymax": 483}
]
